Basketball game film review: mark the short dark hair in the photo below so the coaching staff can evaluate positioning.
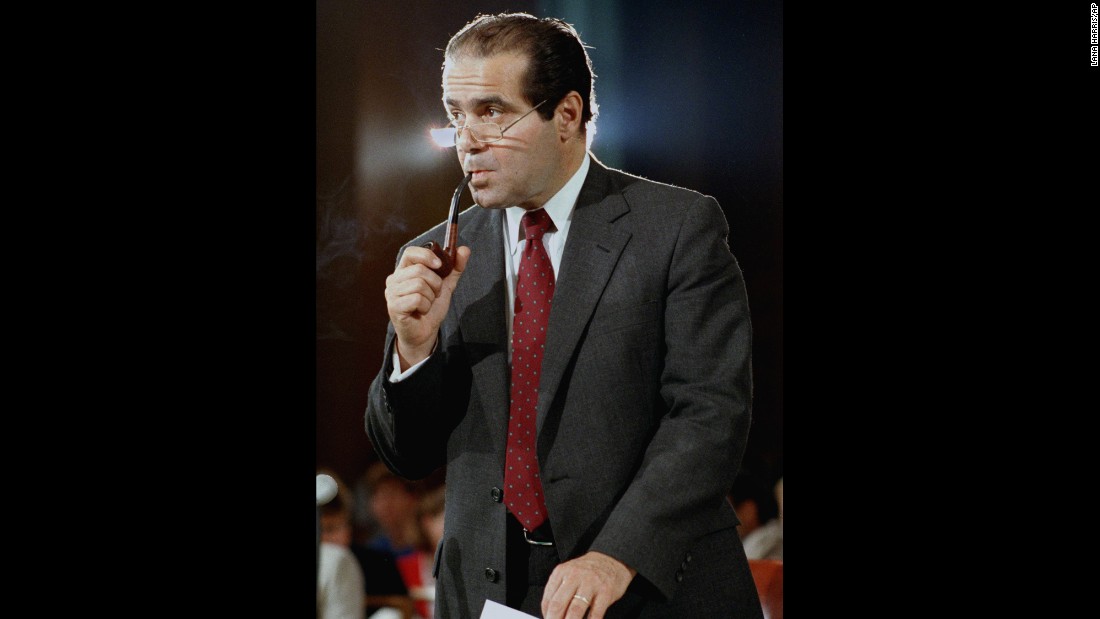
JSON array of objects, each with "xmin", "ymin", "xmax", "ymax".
[
  {"xmin": 445, "ymin": 12, "xmax": 598, "ymax": 132},
  {"xmin": 364, "ymin": 460, "xmax": 421, "ymax": 494}
]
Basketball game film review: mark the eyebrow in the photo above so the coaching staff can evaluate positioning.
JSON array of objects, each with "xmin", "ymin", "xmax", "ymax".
[{"xmin": 444, "ymin": 95, "xmax": 511, "ymax": 110}]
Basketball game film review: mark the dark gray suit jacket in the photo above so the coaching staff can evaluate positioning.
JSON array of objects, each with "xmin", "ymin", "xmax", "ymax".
[{"xmin": 366, "ymin": 157, "xmax": 761, "ymax": 618}]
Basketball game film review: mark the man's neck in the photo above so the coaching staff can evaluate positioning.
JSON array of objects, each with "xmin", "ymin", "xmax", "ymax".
[{"xmin": 560, "ymin": 141, "xmax": 587, "ymax": 183}]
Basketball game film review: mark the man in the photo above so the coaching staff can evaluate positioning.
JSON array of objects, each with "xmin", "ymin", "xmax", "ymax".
[{"xmin": 366, "ymin": 12, "xmax": 760, "ymax": 619}]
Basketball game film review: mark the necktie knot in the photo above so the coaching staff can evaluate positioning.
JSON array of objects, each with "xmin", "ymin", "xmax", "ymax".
[{"xmin": 522, "ymin": 209, "xmax": 553, "ymax": 243}]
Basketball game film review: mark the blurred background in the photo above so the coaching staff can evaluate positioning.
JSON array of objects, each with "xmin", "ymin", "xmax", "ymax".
[{"xmin": 317, "ymin": 0, "xmax": 783, "ymax": 499}]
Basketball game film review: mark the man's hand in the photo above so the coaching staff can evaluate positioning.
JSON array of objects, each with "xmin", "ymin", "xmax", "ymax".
[
  {"xmin": 541, "ymin": 551, "xmax": 636, "ymax": 619},
  {"xmin": 384, "ymin": 245, "xmax": 471, "ymax": 370}
]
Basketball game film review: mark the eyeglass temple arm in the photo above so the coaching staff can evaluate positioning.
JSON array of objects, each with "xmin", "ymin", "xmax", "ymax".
[{"xmin": 424, "ymin": 172, "xmax": 473, "ymax": 277}]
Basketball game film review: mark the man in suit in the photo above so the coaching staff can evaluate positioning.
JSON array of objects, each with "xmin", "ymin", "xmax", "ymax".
[{"xmin": 366, "ymin": 12, "xmax": 761, "ymax": 619}]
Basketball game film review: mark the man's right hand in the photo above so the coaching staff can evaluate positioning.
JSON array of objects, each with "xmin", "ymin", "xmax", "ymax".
[{"xmin": 384, "ymin": 244, "xmax": 471, "ymax": 371}]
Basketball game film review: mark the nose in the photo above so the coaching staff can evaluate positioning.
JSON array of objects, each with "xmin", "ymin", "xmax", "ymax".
[{"xmin": 455, "ymin": 126, "xmax": 486, "ymax": 153}]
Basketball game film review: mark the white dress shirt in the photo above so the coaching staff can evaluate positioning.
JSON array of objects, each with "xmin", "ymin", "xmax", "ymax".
[{"xmin": 392, "ymin": 153, "xmax": 590, "ymax": 380}]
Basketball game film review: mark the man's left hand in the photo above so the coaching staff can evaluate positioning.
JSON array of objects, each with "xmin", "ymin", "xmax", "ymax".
[{"xmin": 541, "ymin": 551, "xmax": 636, "ymax": 619}]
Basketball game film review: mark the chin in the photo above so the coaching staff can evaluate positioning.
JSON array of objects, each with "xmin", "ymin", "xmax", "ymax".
[{"xmin": 471, "ymin": 189, "xmax": 509, "ymax": 210}]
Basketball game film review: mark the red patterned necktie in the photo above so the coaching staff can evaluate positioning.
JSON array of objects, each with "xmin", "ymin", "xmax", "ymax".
[{"xmin": 505, "ymin": 208, "xmax": 555, "ymax": 531}]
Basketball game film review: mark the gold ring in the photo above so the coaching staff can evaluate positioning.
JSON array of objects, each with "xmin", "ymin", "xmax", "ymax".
[{"xmin": 573, "ymin": 594, "xmax": 590, "ymax": 605}]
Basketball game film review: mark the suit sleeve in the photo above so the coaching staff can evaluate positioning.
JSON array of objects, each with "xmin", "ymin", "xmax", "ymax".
[
  {"xmin": 365, "ymin": 324, "xmax": 455, "ymax": 481},
  {"xmin": 365, "ymin": 236, "xmax": 473, "ymax": 480},
  {"xmin": 589, "ymin": 194, "xmax": 753, "ymax": 599}
]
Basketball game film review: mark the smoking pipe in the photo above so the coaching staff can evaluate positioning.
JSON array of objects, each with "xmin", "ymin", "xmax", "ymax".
[{"xmin": 423, "ymin": 173, "xmax": 472, "ymax": 277}]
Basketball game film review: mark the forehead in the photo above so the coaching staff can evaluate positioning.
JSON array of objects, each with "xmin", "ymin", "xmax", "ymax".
[{"xmin": 442, "ymin": 52, "xmax": 530, "ymax": 108}]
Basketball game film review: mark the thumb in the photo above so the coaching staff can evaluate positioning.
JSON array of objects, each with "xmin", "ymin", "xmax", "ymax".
[
  {"xmin": 448, "ymin": 246, "xmax": 472, "ymax": 281},
  {"xmin": 439, "ymin": 246, "xmax": 471, "ymax": 299}
]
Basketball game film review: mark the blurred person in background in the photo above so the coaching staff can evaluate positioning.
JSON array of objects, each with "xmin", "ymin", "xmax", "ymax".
[
  {"xmin": 396, "ymin": 484, "xmax": 447, "ymax": 619},
  {"xmin": 350, "ymin": 461, "xmax": 420, "ymax": 605},
  {"xmin": 318, "ymin": 468, "xmax": 367, "ymax": 619},
  {"xmin": 728, "ymin": 470, "xmax": 783, "ymax": 561},
  {"xmin": 361, "ymin": 460, "xmax": 421, "ymax": 558}
]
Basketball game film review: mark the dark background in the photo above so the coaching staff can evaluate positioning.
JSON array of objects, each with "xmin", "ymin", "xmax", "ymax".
[
  {"xmin": 317, "ymin": 0, "xmax": 785, "ymax": 495},
  {"xmin": 42, "ymin": 1, "xmax": 1098, "ymax": 615}
]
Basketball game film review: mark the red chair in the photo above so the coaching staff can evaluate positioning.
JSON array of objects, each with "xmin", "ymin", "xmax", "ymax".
[
  {"xmin": 364, "ymin": 594, "xmax": 414, "ymax": 619},
  {"xmin": 748, "ymin": 559, "xmax": 783, "ymax": 619}
]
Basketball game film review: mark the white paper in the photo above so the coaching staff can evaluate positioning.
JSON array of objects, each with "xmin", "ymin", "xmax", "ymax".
[{"xmin": 480, "ymin": 599, "xmax": 540, "ymax": 619}]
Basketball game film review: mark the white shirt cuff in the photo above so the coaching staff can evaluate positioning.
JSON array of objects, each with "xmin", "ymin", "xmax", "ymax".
[{"xmin": 389, "ymin": 348, "xmax": 432, "ymax": 382}]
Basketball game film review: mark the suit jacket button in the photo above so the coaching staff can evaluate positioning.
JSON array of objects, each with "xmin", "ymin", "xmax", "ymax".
[
  {"xmin": 484, "ymin": 568, "xmax": 499, "ymax": 582},
  {"xmin": 491, "ymin": 487, "xmax": 503, "ymax": 502},
  {"xmin": 675, "ymin": 571, "xmax": 684, "ymax": 583}
]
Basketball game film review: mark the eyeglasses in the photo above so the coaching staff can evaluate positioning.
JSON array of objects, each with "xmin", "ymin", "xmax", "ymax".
[{"xmin": 430, "ymin": 100, "xmax": 548, "ymax": 147}]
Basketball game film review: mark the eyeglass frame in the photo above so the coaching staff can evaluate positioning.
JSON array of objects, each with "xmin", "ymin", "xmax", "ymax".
[{"xmin": 432, "ymin": 99, "xmax": 549, "ymax": 147}]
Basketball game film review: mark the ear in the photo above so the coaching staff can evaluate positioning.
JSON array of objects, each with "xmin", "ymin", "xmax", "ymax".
[{"xmin": 555, "ymin": 91, "xmax": 584, "ymax": 141}]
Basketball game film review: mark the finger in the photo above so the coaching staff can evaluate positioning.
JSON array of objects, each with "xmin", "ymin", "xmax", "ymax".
[
  {"xmin": 567, "ymin": 593, "xmax": 592, "ymax": 619},
  {"xmin": 544, "ymin": 561, "xmax": 595, "ymax": 618},
  {"xmin": 542, "ymin": 576, "xmax": 561, "ymax": 618},
  {"xmin": 544, "ymin": 567, "xmax": 564, "ymax": 598},
  {"xmin": 388, "ymin": 272, "xmax": 439, "ymax": 303},
  {"xmin": 385, "ymin": 279, "xmax": 437, "ymax": 316},
  {"xmin": 541, "ymin": 585, "xmax": 559, "ymax": 618},
  {"xmin": 393, "ymin": 261, "xmax": 444, "ymax": 291},
  {"xmin": 588, "ymin": 596, "xmax": 611, "ymax": 619},
  {"xmin": 436, "ymin": 245, "xmax": 472, "ymax": 296},
  {"xmin": 386, "ymin": 290, "xmax": 433, "ymax": 319},
  {"xmin": 387, "ymin": 261, "xmax": 445, "ymax": 303},
  {"xmin": 541, "ymin": 580, "xmax": 573, "ymax": 619},
  {"xmin": 398, "ymin": 245, "xmax": 443, "ymax": 271},
  {"xmin": 450, "ymin": 245, "xmax": 472, "ymax": 276},
  {"xmin": 544, "ymin": 584, "xmax": 589, "ymax": 619}
]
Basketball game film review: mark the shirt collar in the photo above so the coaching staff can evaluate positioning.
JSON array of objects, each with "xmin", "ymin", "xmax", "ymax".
[{"xmin": 506, "ymin": 153, "xmax": 590, "ymax": 247}]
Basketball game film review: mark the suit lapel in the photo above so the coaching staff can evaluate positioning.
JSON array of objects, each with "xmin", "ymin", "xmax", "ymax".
[
  {"xmin": 537, "ymin": 162, "xmax": 631, "ymax": 432},
  {"xmin": 450, "ymin": 206, "xmax": 511, "ymax": 460}
]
